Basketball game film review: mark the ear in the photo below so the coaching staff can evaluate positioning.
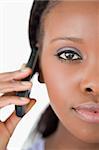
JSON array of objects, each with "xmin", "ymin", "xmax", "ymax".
[
  {"xmin": 38, "ymin": 70, "xmax": 44, "ymax": 83},
  {"xmin": 36, "ymin": 43, "xmax": 45, "ymax": 83}
]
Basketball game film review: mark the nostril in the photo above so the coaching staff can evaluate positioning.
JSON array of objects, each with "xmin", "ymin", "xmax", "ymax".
[{"xmin": 85, "ymin": 87, "xmax": 93, "ymax": 92}]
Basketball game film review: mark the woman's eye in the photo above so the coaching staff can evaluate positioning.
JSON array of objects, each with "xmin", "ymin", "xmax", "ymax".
[{"xmin": 56, "ymin": 47, "xmax": 82, "ymax": 61}]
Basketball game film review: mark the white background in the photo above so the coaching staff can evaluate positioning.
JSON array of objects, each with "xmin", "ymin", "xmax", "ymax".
[{"xmin": 0, "ymin": 0, "xmax": 49, "ymax": 149}]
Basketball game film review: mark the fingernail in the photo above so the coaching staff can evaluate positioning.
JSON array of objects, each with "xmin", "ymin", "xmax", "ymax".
[
  {"xmin": 21, "ymin": 81, "xmax": 32, "ymax": 86},
  {"xmin": 20, "ymin": 97, "xmax": 30, "ymax": 103},
  {"xmin": 20, "ymin": 67, "xmax": 29, "ymax": 72},
  {"xmin": 21, "ymin": 63, "xmax": 26, "ymax": 69}
]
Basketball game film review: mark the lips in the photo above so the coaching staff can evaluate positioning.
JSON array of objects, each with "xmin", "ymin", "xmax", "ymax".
[{"xmin": 73, "ymin": 102, "xmax": 99, "ymax": 123}]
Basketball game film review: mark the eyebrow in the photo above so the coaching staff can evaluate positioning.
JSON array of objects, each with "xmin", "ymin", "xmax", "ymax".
[{"xmin": 50, "ymin": 36, "xmax": 83, "ymax": 43}]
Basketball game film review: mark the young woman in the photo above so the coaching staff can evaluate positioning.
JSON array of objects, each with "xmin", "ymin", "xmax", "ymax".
[{"xmin": 1, "ymin": 0, "xmax": 99, "ymax": 149}]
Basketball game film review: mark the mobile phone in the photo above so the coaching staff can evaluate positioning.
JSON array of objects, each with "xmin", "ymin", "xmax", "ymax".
[{"xmin": 15, "ymin": 47, "xmax": 39, "ymax": 117}]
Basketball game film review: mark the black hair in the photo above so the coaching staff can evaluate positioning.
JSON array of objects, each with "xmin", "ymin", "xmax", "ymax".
[
  {"xmin": 28, "ymin": 0, "xmax": 59, "ymax": 138},
  {"xmin": 29, "ymin": 0, "xmax": 49, "ymax": 74}
]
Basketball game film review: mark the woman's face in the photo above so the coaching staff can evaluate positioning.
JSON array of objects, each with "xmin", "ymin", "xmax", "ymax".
[{"xmin": 40, "ymin": 1, "xmax": 99, "ymax": 143}]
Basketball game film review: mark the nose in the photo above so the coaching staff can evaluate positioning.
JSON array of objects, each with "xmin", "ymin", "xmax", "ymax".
[{"xmin": 80, "ymin": 68, "xmax": 99, "ymax": 97}]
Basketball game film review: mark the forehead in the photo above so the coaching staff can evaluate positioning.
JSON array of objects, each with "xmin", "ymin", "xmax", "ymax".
[{"xmin": 43, "ymin": 1, "xmax": 99, "ymax": 43}]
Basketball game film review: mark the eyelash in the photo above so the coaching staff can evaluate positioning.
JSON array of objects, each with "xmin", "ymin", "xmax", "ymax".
[{"xmin": 55, "ymin": 47, "xmax": 82, "ymax": 62}]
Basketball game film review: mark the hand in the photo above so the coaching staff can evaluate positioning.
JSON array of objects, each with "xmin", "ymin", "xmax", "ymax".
[{"xmin": 0, "ymin": 66, "xmax": 36, "ymax": 149}]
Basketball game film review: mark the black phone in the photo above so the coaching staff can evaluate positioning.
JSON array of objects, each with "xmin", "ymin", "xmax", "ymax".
[{"xmin": 15, "ymin": 47, "xmax": 39, "ymax": 117}]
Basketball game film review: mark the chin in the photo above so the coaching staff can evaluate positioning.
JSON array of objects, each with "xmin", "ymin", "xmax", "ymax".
[
  {"xmin": 62, "ymin": 120, "xmax": 99, "ymax": 144},
  {"xmin": 79, "ymin": 136, "xmax": 99, "ymax": 144},
  {"xmin": 72, "ymin": 131, "xmax": 99, "ymax": 144}
]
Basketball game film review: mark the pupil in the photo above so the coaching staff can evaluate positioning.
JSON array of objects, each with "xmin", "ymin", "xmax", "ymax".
[{"xmin": 65, "ymin": 53, "xmax": 74, "ymax": 59}]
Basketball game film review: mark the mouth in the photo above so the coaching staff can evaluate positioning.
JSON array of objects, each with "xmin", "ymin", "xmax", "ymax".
[{"xmin": 72, "ymin": 102, "xmax": 99, "ymax": 124}]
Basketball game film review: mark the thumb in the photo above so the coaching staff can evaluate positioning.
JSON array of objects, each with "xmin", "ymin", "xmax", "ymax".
[
  {"xmin": 5, "ymin": 99, "xmax": 36, "ymax": 136},
  {"xmin": 25, "ymin": 98, "xmax": 36, "ymax": 113}
]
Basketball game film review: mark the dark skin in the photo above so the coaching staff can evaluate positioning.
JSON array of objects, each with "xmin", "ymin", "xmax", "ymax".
[
  {"xmin": 1, "ymin": 1, "xmax": 99, "ymax": 150},
  {"xmin": 38, "ymin": 1, "xmax": 99, "ymax": 150}
]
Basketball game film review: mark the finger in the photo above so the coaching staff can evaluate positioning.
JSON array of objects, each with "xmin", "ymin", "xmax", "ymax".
[
  {"xmin": 0, "ymin": 67, "xmax": 32, "ymax": 82},
  {"xmin": 3, "ymin": 91, "xmax": 16, "ymax": 96},
  {"xmin": 17, "ymin": 98, "xmax": 37, "ymax": 116},
  {"xmin": 5, "ymin": 99, "xmax": 36, "ymax": 136},
  {"xmin": 25, "ymin": 98, "xmax": 37, "ymax": 113},
  {"xmin": 0, "ymin": 80, "xmax": 32, "ymax": 93},
  {"xmin": 21, "ymin": 63, "xmax": 26, "ymax": 69},
  {"xmin": 0, "ymin": 96, "xmax": 30, "ymax": 108}
]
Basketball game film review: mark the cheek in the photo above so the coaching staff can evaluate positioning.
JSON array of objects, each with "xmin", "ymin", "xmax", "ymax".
[
  {"xmin": 41, "ymin": 55, "xmax": 81, "ymax": 137},
  {"xmin": 40, "ymin": 52, "xmax": 78, "ymax": 113}
]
